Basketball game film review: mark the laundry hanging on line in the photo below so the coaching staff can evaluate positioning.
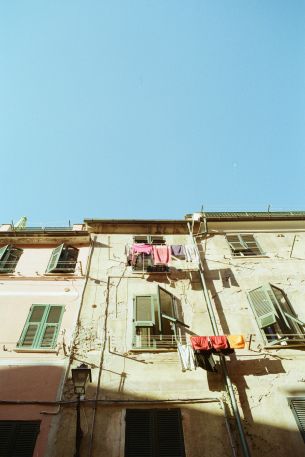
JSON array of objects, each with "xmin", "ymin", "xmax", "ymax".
[
  {"xmin": 152, "ymin": 245, "xmax": 171, "ymax": 265},
  {"xmin": 171, "ymin": 245, "xmax": 185, "ymax": 256},
  {"xmin": 227, "ymin": 334, "xmax": 245, "ymax": 349},
  {"xmin": 177, "ymin": 343, "xmax": 196, "ymax": 372},
  {"xmin": 194, "ymin": 350, "xmax": 217, "ymax": 373},
  {"xmin": 184, "ymin": 245, "xmax": 200, "ymax": 263}
]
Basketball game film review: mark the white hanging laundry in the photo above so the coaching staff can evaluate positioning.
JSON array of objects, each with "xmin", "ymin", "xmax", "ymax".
[
  {"xmin": 177, "ymin": 343, "xmax": 196, "ymax": 372},
  {"xmin": 184, "ymin": 245, "xmax": 200, "ymax": 263}
]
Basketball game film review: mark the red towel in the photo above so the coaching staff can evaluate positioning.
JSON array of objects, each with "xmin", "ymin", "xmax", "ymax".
[
  {"xmin": 209, "ymin": 336, "xmax": 229, "ymax": 351},
  {"xmin": 152, "ymin": 245, "xmax": 171, "ymax": 265},
  {"xmin": 190, "ymin": 336, "xmax": 210, "ymax": 351}
]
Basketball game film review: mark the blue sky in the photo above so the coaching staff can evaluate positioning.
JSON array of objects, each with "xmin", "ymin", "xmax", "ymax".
[{"xmin": 1, "ymin": 1, "xmax": 304, "ymax": 225}]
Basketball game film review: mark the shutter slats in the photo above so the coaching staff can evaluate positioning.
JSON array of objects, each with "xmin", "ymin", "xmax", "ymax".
[
  {"xmin": 125, "ymin": 409, "xmax": 185, "ymax": 457},
  {"xmin": 248, "ymin": 287, "xmax": 277, "ymax": 328},
  {"xmin": 289, "ymin": 398, "xmax": 305, "ymax": 442},
  {"xmin": 0, "ymin": 421, "xmax": 40, "ymax": 457},
  {"xmin": 134, "ymin": 296, "xmax": 155, "ymax": 326},
  {"xmin": 46, "ymin": 244, "xmax": 65, "ymax": 273}
]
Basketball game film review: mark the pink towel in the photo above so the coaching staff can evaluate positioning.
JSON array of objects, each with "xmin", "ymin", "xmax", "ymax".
[
  {"xmin": 131, "ymin": 244, "xmax": 153, "ymax": 255},
  {"xmin": 152, "ymin": 245, "xmax": 171, "ymax": 265}
]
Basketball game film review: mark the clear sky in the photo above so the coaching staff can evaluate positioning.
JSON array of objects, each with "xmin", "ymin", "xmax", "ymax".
[{"xmin": 1, "ymin": 1, "xmax": 304, "ymax": 225}]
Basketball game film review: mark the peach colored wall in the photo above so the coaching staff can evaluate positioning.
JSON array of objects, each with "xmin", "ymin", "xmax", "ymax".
[{"xmin": 0, "ymin": 245, "xmax": 89, "ymax": 277}]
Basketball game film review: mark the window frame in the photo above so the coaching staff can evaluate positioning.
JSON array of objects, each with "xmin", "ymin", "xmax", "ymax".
[
  {"xmin": 46, "ymin": 244, "xmax": 79, "ymax": 273},
  {"xmin": 125, "ymin": 408, "xmax": 186, "ymax": 457},
  {"xmin": 0, "ymin": 420, "xmax": 40, "ymax": 457},
  {"xmin": 226, "ymin": 234, "xmax": 263, "ymax": 257},
  {"xmin": 0, "ymin": 245, "xmax": 23, "ymax": 273},
  {"xmin": 18, "ymin": 305, "xmax": 64, "ymax": 350},
  {"xmin": 247, "ymin": 284, "xmax": 304, "ymax": 346},
  {"xmin": 131, "ymin": 236, "xmax": 169, "ymax": 273},
  {"xmin": 132, "ymin": 287, "xmax": 178, "ymax": 349}
]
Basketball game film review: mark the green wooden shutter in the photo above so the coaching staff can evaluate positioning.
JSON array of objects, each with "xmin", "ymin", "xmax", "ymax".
[
  {"xmin": 133, "ymin": 296, "xmax": 156, "ymax": 326},
  {"xmin": 248, "ymin": 286, "xmax": 277, "ymax": 328},
  {"xmin": 125, "ymin": 409, "xmax": 185, "ymax": 457},
  {"xmin": 226, "ymin": 235, "xmax": 247, "ymax": 252},
  {"xmin": 288, "ymin": 398, "xmax": 305, "ymax": 443},
  {"xmin": 155, "ymin": 409, "xmax": 185, "ymax": 457},
  {"xmin": 0, "ymin": 420, "xmax": 40, "ymax": 457},
  {"xmin": 39, "ymin": 306, "xmax": 64, "ymax": 348},
  {"xmin": 0, "ymin": 245, "xmax": 9, "ymax": 262},
  {"xmin": 240, "ymin": 234, "xmax": 262, "ymax": 255},
  {"xmin": 46, "ymin": 244, "xmax": 65, "ymax": 273},
  {"xmin": 125, "ymin": 410, "xmax": 153, "ymax": 457},
  {"xmin": 18, "ymin": 306, "xmax": 47, "ymax": 348}
]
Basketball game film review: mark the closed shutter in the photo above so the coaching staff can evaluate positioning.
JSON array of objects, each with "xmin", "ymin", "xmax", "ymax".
[
  {"xmin": 18, "ymin": 306, "xmax": 46, "ymax": 348},
  {"xmin": 288, "ymin": 398, "xmax": 305, "ymax": 442},
  {"xmin": 155, "ymin": 409, "xmax": 185, "ymax": 457},
  {"xmin": 134, "ymin": 296, "xmax": 156, "ymax": 326},
  {"xmin": 125, "ymin": 410, "xmax": 153, "ymax": 457},
  {"xmin": 248, "ymin": 286, "xmax": 277, "ymax": 328},
  {"xmin": 125, "ymin": 409, "xmax": 185, "ymax": 457},
  {"xmin": 46, "ymin": 244, "xmax": 64, "ymax": 273},
  {"xmin": 0, "ymin": 421, "xmax": 40, "ymax": 457},
  {"xmin": 39, "ymin": 306, "xmax": 64, "ymax": 348}
]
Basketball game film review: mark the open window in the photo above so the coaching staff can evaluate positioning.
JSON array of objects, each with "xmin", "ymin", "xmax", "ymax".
[
  {"xmin": 46, "ymin": 244, "xmax": 78, "ymax": 273},
  {"xmin": 130, "ymin": 236, "xmax": 169, "ymax": 273},
  {"xmin": 0, "ymin": 245, "xmax": 23, "ymax": 273},
  {"xmin": 227, "ymin": 234, "xmax": 263, "ymax": 256},
  {"xmin": 248, "ymin": 284, "xmax": 304, "ymax": 346},
  {"xmin": 132, "ymin": 287, "xmax": 187, "ymax": 349}
]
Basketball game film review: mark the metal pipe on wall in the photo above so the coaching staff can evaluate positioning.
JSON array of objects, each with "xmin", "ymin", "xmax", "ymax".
[{"xmin": 187, "ymin": 220, "xmax": 251, "ymax": 457}]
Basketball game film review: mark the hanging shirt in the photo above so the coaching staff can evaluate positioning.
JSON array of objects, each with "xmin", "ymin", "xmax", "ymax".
[
  {"xmin": 177, "ymin": 343, "xmax": 196, "ymax": 372},
  {"xmin": 152, "ymin": 245, "xmax": 171, "ymax": 265},
  {"xmin": 190, "ymin": 336, "xmax": 210, "ymax": 351},
  {"xmin": 171, "ymin": 245, "xmax": 185, "ymax": 257},
  {"xmin": 184, "ymin": 245, "xmax": 200, "ymax": 263},
  {"xmin": 131, "ymin": 244, "xmax": 153, "ymax": 265},
  {"xmin": 227, "ymin": 335, "xmax": 245, "ymax": 349}
]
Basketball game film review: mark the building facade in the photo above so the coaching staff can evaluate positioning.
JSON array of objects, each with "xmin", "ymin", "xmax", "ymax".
[
  {"xmin": 0, "ymin": 223, "xmax": 90, "ymax": 456},
  {"xmin": 2, "ymin": 212, "xmax": 305, "ymax": 457}
]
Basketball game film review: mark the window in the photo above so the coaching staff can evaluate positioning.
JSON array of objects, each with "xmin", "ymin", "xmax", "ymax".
[
  {"xmin": 0, "ymin": 245, "xmax": 22, "ymax": 273},
  {"xmin": 46, "ymin": 244, "xmax": 78, "ymax": 273},
  {"xmin": 248, "ymin": 284, "xmax": 304, "ymax": 346},
  {"xmin": 18, "ymin": 305, "xmax": 64, "ymax": 349},
  {"xmin": 133, "ymin": 287, "xmax": 182, "ymax": 349},
  {"xmin": 131, "ymin": 236, "xmax": 168, "ymax": 273},
  {"xmin": 288, "ymin": 398, "xmax": 305, "ymax": 443},
  {"xmin": 0, "ymin": 420, "xmax": 40, "ymax": 457},
  {"xmin": 227, "ymin": 234, "xmax": 263, "ymax": 256},
  {"xmin": 125, "ymin": 409, "xmax": 185, "ymax": 457}
]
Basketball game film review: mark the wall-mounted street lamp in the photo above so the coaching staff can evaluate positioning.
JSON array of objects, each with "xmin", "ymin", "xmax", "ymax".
[{"xmin": 72, "ymin": 363, "xmax": 92, "ymax": 457}]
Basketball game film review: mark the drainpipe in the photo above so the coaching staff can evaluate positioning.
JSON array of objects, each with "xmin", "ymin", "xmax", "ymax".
[{"xmin": 187, "ymin": 219, "xmax": 251, "ymax": 457}]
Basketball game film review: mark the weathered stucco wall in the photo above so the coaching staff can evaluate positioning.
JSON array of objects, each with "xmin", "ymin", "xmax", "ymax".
[{"xmin": 51, "ymin": 224, "xmax": 305, "ymax": 457}]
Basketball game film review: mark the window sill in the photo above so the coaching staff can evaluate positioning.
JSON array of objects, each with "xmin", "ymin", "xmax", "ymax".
[{"xmin": 14, "ymin": 348, "xmax": 58, "ymax": 354}]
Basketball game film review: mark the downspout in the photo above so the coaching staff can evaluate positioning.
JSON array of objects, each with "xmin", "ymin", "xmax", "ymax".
[{"xmin": 187, "ymin": 218, "xmax": 251, "ymax": 457}]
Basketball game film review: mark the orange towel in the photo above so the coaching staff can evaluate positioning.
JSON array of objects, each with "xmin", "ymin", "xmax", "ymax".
[{"xmin": 227, "ymin": 335, "xmax": 245, "ymax": 349}]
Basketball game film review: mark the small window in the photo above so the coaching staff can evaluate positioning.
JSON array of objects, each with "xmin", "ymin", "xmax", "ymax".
[
  {"xmin": 0, "ymin": 245, "xmax": 23, "ymax": 273},
  {"xmin": 125, "ymin": 409, "xmax": 185, "ymax": 457},
  {"xmin": 227, "ymin": 234, "xmax": 263, "ymax": 256},
  {"xmin": 0, "ymin": 420, "xmax": 40, "ymax": 457},
  {"xmin": 288, "ymin": 397, "xmax": 305, "ymax": 443},
  {"xmin": 133, "ymin": 287, "xmax": 180, "ymax": 349},
  {"xmin": 248, "ymin": 284, "xmax": 304, "ymax": 346},
  {"xmin": 46, "ymin": 244, "xmax": 78, "ymax": 273},
  {"xmin": 18, "ymin": 305, "xmax": 64, "ymax": 349}
]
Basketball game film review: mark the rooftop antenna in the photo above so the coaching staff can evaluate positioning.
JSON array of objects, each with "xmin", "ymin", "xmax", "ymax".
[{"xmin": 267, "ymin": 204, "xmax": 271, "ymax": 213}]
